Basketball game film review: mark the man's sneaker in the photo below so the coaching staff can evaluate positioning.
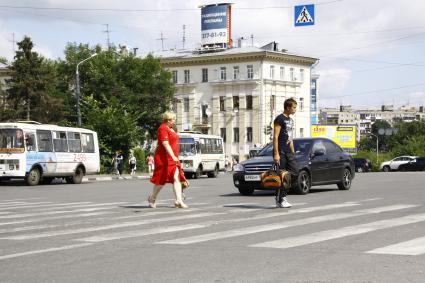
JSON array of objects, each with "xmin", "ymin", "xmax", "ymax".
[
  {"xmin": 280, "ymin": 197, "xmax": 292, "ymax": 208},
  {"xmin": 276, "ymin": 199, "xmax": 284, "ymax": 208}
]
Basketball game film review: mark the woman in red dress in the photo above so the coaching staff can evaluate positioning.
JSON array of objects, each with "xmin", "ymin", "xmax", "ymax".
[{"xmin": 148, "ymin": 111, "xmax": 188, "ymax": 208}]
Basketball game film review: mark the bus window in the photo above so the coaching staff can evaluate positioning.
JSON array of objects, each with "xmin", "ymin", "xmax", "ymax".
[
  {"xmin": 0, "ymin": 129, "xmax": 24, "ymax": 149},
  {"xmin": 68, "ymin": 132, "xmax": 82, "ymax": 153},
  {"xmin": 81, "ymin": 133, "xmax": 95, "ymax": 153},
  {"xmin": 53, "ymin": 131, "xmax": 68, "ymax": 152},
  {"xmin": 25, "ymin": 133, "xmax": 36, "ymax": 151},
  {"xmin": 36, "ymin": 130, "xmax": 53, "ymax": 152}
]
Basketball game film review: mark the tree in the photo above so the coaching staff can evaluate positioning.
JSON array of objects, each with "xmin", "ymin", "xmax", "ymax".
[{"xmin": 7, "ymin": 36, "xmax": 63, "ymax": 122}]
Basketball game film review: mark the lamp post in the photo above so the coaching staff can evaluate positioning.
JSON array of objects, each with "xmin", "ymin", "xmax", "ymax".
[
  {"xmin": 369, "ymin": 132, "xmax": 379, "ymax": 165},
  {"xmin": 76, "ymin": 53, "xmax": 97, "ymax": 127}
]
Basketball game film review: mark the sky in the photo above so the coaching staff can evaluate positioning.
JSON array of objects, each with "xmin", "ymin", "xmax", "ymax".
[{"xmin": 1, "ymin": 0, "xmax": 425, "ymax": 110}]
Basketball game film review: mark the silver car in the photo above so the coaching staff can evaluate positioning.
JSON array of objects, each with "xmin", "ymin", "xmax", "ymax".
[{"xmin": 379, "ymin": 156, "xmax": 417, "ymax": 172}]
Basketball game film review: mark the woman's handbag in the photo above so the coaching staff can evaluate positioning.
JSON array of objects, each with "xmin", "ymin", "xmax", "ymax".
[{"xmin": 261, "ymin": 163, "xmax": 291, "ymax": 189}]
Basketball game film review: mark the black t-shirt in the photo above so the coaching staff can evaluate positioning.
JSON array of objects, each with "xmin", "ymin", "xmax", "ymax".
[{"xmin": 274, "ymin": 113, "xmax": 294, "ymax": 153}]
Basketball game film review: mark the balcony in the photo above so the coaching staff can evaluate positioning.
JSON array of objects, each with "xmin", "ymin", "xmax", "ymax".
[{"xmin": 192, "ymin": 117, "xmax": 211, "ymax": 129}]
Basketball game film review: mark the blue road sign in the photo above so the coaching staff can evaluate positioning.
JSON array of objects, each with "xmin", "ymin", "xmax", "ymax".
[{"xmin": 295, "ymin": 4, "xmax": 315, "ymax": 27}]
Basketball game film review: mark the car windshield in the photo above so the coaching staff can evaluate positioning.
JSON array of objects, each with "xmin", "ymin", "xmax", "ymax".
[
  {"xmin": 0, "ymin": 128, "xmax": 24, "ymax": 149},
  {"xmin": 257, "ymin": 139, "xmax": 313, "ymax": 156}
]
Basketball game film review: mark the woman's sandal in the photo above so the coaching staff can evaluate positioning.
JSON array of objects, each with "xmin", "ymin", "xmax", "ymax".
[
  {"xmin": 148, "ymin": 195, "xmax": 156, "ymax": 208},
  {"xmin": 174, "ymin": 200, "xmax": 188, "ymax": 209}
]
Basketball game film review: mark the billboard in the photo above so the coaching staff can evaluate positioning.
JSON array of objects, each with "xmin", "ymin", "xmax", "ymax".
[
  {"xmin": 311, "ymin": 125, "xmax": 357, "ymax": 150},
  {"xmin": 201, "ymin": 3, "xmax": 232, "ymax": 47}
]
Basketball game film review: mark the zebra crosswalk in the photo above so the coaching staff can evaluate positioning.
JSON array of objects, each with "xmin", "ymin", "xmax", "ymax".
[{"xmin": 0, "ymin": 197, "xmax": 424, "ymax": 261}]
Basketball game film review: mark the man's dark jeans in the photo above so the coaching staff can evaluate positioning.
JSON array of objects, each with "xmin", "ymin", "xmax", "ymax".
[{"xmin": 276, "ymin": 151, "xmax": 299, "ymax": 202}]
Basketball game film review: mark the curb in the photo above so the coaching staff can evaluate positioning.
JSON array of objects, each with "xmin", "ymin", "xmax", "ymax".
[{"xmin": 83, "ymin": 175, "xmax": 151, "ymax": 182}]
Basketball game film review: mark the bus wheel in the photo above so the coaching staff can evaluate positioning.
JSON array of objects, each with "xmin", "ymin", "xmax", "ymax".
[
  {"xmin": 26, "ymin": 168, "xmax": 41, "ymax": 186},
  {"xmin": 66, "ymin": 167, "xmax": 84, "ymax": 184},
  {"xmin": 193, "ymin": 166, "xmax": 201, "ymax": 179},
  {"xmin": 207, "ymin": 165, "xmax": 219, "ymax": 178}
]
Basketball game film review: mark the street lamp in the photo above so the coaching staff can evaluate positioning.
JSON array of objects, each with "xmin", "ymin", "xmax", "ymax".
[
  {"xmin": 369, "ymin": 132, "xmax": 379, "ymax": 165},
  {"xmin": 75, "ymin": 53, "xmax": 97, "ymax": 127}
]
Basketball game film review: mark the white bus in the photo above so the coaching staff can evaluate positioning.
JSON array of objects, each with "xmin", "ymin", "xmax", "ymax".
[
  {"xmin": 178, "ymin": 132, "xmax": 225, "ymax": 179},
  {"xmin": 0, "ymin": 122, "xmax": 100, "ymax": 185}
]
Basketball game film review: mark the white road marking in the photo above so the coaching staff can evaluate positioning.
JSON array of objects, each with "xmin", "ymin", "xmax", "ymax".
[
  {"xmin": 0, "ymin": 202, "xmax": 52, "ymax": 208},
  {"xmin": 0, "ymin": 212, "xmax": 116, "ymax": 226},
  {"xmin": 0, "ymin": 202, "xmax": 92, "ymax": 211},
  {"xmin": 367, "ymin": 236, "xmax": 425, "ymax": 255},
  {"xmin": 77, "ymin": 203, "xmax": 364, "ymax": 244},
  {"xmin": 158, "ymin": 205, "xmax": 417, "ymax": 245},
  {"xmin": 0, "ymin": 243, "xmax": 93, "ymax": 261},
  {"xmin": 251, "ymin": 212, "xmax": 425, "ymax": 249},
  {"xmin": 0, "ymin": 224, "xmax": 62, "ymax": 233},
  {"xmin": 1, "ymin": 212, "xmax": 225, "ymax": 240}
]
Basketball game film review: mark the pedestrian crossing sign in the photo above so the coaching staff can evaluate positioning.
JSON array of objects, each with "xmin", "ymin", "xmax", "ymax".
[{"xmin": 295, "ymin": 4, "xmax": 315, "ymax": 27}]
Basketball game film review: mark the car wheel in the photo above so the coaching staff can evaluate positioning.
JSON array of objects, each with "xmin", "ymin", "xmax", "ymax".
[
  {"xmin": 399, "ymin": 166, "xmax": 406, "ymax": 172},
  {"xmin": 357, "ymin": 167, "xmax": 363, "ymax": 173},
  {"xmin": 207, "ymin": 165, "xmax": 219, "ymax": 178},
  {"xmin": 26, "ymin": 168, "xmax": 41, "ymax": 186},
  {"xmin": 238, "ymin": 187, "xmax": 255, "ymax": 196},
  {"xmin": 295, "ymin": 170, "xmax": 311, "ymax": 195},
  {"xmin": 382, "ymin": 165, "xmax": 390, "ymax": 172},
  {"xmin": 337, "ymin": 168, "xmax": 352, "ymax": 190}
]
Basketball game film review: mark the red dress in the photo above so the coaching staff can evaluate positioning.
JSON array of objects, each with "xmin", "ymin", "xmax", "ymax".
[{"xmin": 150, "ymin": 123, "xmax": 186, "ymax": 185}]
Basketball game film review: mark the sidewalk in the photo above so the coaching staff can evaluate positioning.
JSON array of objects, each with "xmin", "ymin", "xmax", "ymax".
[{"xmin": 83, "ymin": 172, "xmax": 151, "ymax": 182}]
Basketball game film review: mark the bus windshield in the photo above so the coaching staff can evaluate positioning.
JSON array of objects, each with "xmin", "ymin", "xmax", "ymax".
[
  {"xmin": 0, "ymin": 129, "xmax": 24, "ymax": 149},
  {"xmin": 179, "ymin": 138, "xmax": 196, "ymax": 156}
]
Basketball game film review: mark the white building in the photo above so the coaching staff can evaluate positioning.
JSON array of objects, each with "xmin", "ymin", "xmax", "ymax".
[{"xmin": 155, "ymin": 43, "xmax": 318, "ymax": 160}]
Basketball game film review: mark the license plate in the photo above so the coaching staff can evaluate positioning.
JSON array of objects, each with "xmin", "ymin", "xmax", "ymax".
[{"xmin": 244, "ymin": 175, "xmax": 261, "ymax": 181}]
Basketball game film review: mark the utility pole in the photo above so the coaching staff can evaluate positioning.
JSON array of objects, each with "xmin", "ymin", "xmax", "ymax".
[
  {"xmin": 250, "ymin": 34, "xmax": 254, "ymax": 46},
  {"xmin": 157, "ymin": 32, "xmax": 167, "ymax": 51},
  {"xmin": 103, "ymin": 24, "xmax": 111, "ymax": 49},
  {"xmin": 182, "ymin": 25, "xmax": 186, "ymax": 49}
]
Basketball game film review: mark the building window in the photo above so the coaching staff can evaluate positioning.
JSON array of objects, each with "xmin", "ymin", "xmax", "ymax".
[
  {"xmin": 233, "ymin": 96, "xmax": 239, "ymax": 110},
  {"xmin": 290, "ymin": 68, "xmax": 294, "ymax": 81},
  {"xmin": 233, "ymin": 127, "xmax": 239, "ymax": 142},
  {"xmin": 220, "ymin": 128, "xmax": 226, "ymax": 142},
  {"xmin": 219, "ymin": 96, "xmax": 225, "ymax": 111},
  {"xmin": 299, "ymin": 97, "xmax": 304, "ymax": 111},
  {"xmin": 300, "ymin": 128, "xmax": 304, "ymax": 138},
  {"xmin": 280, "ymin": 66, "xmax": 285, "ymax": 80},
  {"xmin": 247, "ymin": 65, "xmax": 253, "ymax": 79},
  {"xmin": 233, "ymin": 66, "xmax": 239, "ymax": 80},
  {"xmin": 183, "ymin": 98, "xmax": 189, "ymax": 112},
  {"xmin": 247, "ymin": 127, "xmax": 253, "ymax": 142},
  {"xmin": 270, "ymin": 65, "xmax": 275, "ymax": 79},
  {"xmin": 172, "ymin": 70, "xmax": 178, "ymax": 83},
  {"xmin": 246, "ymin": 95, "xmax": 253, "ymax": 110},
  {"xmin": 184, "ymin": 70, "xmax": 190, "ymax": 83},
  {"xmin": 202, "ymin": 68, "xmax": 208, "ymax": 82},
  {"xmin": 300, "ymin": 69, "xmax": 304, "ymax": 81},
  {"xmin": 289, "ymin": 68, "xmax": 295, "ymax": 81},
  {"xmin": 220, "ymin": 67, "xmax": 227, "ymax": 80},
  {"xmin": 270, "ymin": 95, "xmax": 276, "ymax": 111}
]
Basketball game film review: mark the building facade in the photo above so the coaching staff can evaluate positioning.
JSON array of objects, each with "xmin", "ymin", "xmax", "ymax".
[{"xmin": 155, "ymin": 45, "xmax": 318, "ymax": 160}]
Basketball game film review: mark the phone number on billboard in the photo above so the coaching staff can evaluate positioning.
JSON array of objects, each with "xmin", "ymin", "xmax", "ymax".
[{"xmin": 202, "ymin": 32, "xmax": 226, "ymax": 39}]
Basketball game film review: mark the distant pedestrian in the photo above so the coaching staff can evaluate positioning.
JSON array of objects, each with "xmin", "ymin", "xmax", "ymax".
[
  {"xmin": 129, "ymin": 154, "xmax": 137, "ymax": 175},
  {"xmin": 146, "ymin": 153, "xmax": 154, "ymax": 176},
  {"xmin": 112, "ymin": 150, "xmax": 123, "ymax": 175}
]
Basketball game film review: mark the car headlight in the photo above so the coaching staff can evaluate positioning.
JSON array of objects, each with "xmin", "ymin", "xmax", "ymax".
[{"xmin": 233, "ymin": 164, "xmax": 244, "ymax": 172}]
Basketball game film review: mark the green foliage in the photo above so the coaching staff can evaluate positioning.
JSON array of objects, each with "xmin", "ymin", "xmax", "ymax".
[{"xmin": 7, "ymin": 36, "xmax": 63, "ymax": 122}]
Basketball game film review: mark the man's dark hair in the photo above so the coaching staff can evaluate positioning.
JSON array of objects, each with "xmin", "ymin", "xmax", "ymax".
[{"xmin": 284, "ymin": 98, "xmax": 297, "ymax": 110}]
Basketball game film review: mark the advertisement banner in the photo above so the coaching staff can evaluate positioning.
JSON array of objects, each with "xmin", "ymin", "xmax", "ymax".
[
  {"xmin": 201, "ymin": 4, "xmax": 229, "ymax": 46},
  {"xmin": 311, "ymin": 125, "xmax": 357, "ymax": 150}
]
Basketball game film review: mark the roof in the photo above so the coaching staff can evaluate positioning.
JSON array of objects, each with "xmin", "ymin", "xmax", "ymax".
[{"xmin": 150, "ymin": 45, "xmax": 318, "ymax": 66}]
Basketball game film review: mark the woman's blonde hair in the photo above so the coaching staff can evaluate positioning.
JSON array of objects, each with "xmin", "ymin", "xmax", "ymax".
[{"xmin": 162, "ymin": 111, "xmax": 176, "ymax": 122}]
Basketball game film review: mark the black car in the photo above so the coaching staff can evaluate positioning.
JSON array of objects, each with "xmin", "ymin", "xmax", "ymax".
[
  {"xmin": 398, "ymin": 157, "xmax": 425, "ymax": 171},
  {"xmin": 233, "ymin": 137, "xmax": 355, "ymax": 195},
  {"xmin": 354, "ymin": 158, "xmax": 373, "ymax": 172}
]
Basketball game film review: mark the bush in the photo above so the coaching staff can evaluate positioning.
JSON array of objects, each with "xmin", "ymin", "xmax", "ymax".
[{"xmin": 133, "ymin": 148, "xmax": 147, "ymax": 173}]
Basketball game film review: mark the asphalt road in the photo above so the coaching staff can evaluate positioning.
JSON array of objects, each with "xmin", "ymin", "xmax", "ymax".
[{"xmin": 0, "ymin": 172, "xmax": 424, "ymax": 283}]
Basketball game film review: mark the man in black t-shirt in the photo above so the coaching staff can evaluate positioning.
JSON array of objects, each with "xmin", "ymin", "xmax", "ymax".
[{"xmin": 273, "ymin": 98, "xmax": 299, "ymax": 208}]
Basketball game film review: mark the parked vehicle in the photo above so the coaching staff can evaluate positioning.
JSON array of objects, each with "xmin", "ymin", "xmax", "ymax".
[
  {"xmin": 354, "ymin": 158, "xmax": 372, "ymax": 172},
  {"xmin": 397, "ymin": 157, "xmax": 425, "ymax": 171},
  {"xmin": 379, "ymin": 156, "xmax": 417, "ymax": 172},
  {"xmin": 232, "ymin": 137, "xmax": 355, "ymax": 195}
]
